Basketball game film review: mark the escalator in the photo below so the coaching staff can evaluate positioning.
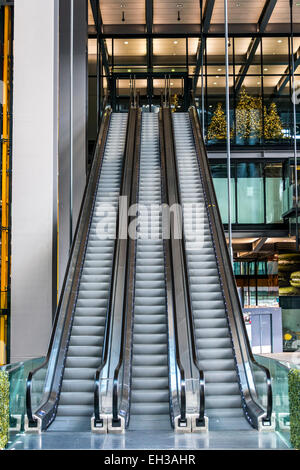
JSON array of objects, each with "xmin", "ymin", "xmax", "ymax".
[
  {"xmin": 25, "ymin": 101, "xmax": 273, "ymax": 435},
  {"xmin": 167, "ymin": 106, "xmax": 273, "ymax": 430},
  {"xmin": 172, "ymin": 112, "xmax": 243, "ymax": 422},
  {"xmin": 25, "ymin": 107, "xmax": 136, "ymax": 432},
  {"xmin": 52, "ymin": 114, "xmax": 128, "ymax": 428},
  {"xmin": 129, "ymin": 113, "xmax": 170, "ymax": 431}
]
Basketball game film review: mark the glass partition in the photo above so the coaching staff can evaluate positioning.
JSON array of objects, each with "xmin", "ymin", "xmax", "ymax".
[
  {"xmin": 254, "ymin": 354, "xmax": 300, "ymax": 449},
  {"xmin": 0, "ymin": 358, "xmax": 45, "ymax": 449}
]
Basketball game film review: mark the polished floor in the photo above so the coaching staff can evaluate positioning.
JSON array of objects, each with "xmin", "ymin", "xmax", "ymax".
[{"xmin": 7, "ymin": 418, "xmax": 290, "ymax": 450}]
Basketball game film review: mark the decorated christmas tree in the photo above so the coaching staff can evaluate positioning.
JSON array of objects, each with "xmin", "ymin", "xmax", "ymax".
[
  {"xmin": 264, "ymin": 102, "xmax": 284, "ymax": 140},
  {"xmin": 207, "ymin": 102, "xmax": 227, "ymax": 141},
  {"xmin": 235, "ymin": 88, "xmax": 262, "ymax": 142}
]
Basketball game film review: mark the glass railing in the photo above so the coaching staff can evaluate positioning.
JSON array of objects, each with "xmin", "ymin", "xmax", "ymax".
[
  {"xmin": 254, "ymin": 354, "xmax": 300, "ymax": 448},
  {"xmin": 0, "ymin": 357, "xmax": 44, "ymax": 449}
]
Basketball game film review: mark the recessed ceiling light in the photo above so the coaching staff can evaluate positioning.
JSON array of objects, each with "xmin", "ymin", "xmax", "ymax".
[
  {"xmin": 213, "ymin": 82, "xmax": 217, "ymax": 85},
  {"xmin": 264, "ymin": 68, "xmax": 268, "ymax": 71},
  {"xmin": 216, "ymin": 75, "xmax": 219, "ymax": 78},
  {"xmin": 170, "ymin": 82, "xmax": 174, "ymax": 86},
  {"xmin": 173, "ymin": 40, "xmax": 178, "ymax": 45},
  {"xmin": 277, "ymin": 39, "xmax": 283, "ymax": 43},
  {"xmin": 217, "ymin": 68, "xmax": 222, "ymax": 71},
  {"xmin": 128, "ymin": 69, "xmax": 131, "ymax": 72},
  {"xmin": 124, "ymin": 41, "xmax": 128, "ymax": 45},
  {"xmin": 171, "ymin": 69, "xmax": 175, "ymax": 72},
  {"xmin": 257, "ymin": 81, "xmax": 260, "ymax": 85}
]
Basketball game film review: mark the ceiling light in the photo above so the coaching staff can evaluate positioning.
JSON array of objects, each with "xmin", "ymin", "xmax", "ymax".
[
  {"xmin": 264, "ymin": 68, "xmax": 268, "ymax": 71},
  {"xmin": 173, "ymin": 40, "xmax": 178, "ymax": 44},
  {"xmin": 213, "ymin": 82, "xmax": 217, "ymax": 85},
  {"xmin": 257, "ymin": 81, "xmax": 260, "ymax": 85},
  {"xmin": 171, "ymin": 69, "xmax": 175, "ymax": 72},
  {"xmin": 277, "ymin": 39, "xmax": 282, "ymax": 43},
  {"xmin": 218, "ymin": 68, "xmax": 222, "ymax": 71},
  {"xmin": 124, "ymin": 41, "xmax": 128, "ymax": 45},
  {"xmin": 128, "ymin": 69, "xmax": 131, "ymax": 72},
  {"xmin": 216, "ymin": 75, "xmax": 219, "ymax": 78},
  {"xmin": 170, "ymin": 82, "xmax": 174, "ymax": 86}
]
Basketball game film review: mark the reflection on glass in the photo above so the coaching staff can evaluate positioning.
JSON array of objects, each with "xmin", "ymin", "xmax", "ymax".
[{"xmin": 237, "ymin": 162, "xmax": 264, "ymax": 223}]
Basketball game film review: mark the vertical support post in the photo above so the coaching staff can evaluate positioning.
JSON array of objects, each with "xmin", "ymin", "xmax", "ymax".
[
  {"xmin": 0, "ymin": 5, "xmax": 11, "ymax": 366},
  {"xmin": 200, "ymin": 0, "xmax": 205, "ymax": 136},
  {"xmin": 290, "ymin": 0, "xmax": 299, "ymax": 249},
  {"xmin": 224, "ymin": 0, "xmax": 233, "ymax": 263},
  {"xmin": 70, "ymin": 0, "xmax": 74, "ymax": 247}
]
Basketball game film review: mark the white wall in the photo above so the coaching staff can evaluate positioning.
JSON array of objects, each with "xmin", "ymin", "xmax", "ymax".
[{"xmin": 11, "ymin": 0, "xmax": 59, "ymax": 362}]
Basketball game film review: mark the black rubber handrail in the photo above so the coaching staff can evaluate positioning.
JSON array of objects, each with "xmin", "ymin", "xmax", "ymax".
[
  {"xmin": 189, "ymin": 96, "xmax": 272, "ymax": 426},
  {"xmin": 160, "ymin": 108, "xmax": 187, "ymax": 426},
  {"xmin": 93, "ymin": 104, "xmax": 137, "ymax": 428},
  {"xmin": 110, "ymin": 103, "xmax": 140, "ymax": 427},
  {"xmin": 26, "ymin": 95, "xmax": 111, "ymax": 429},
  {"xmin": 166, "ymin": 107, "xmax": 205, "ymax": 427}
]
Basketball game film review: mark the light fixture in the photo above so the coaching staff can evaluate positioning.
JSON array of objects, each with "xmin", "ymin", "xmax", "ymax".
[
  {"xmin": 264, "ymin": 68, "xmax": 268, "ymax": 71},
  {"xmin": 217, "ymin": 68, "xmax": 222, "ymax": 72},
  {"xmin": 170, "ymin": 82, "xmax": 174, "ymax": 86},
  {"xmin": 124, "ymin": 41, "xmax": 128, "ymax": 45},
  {"xmin": 277, "ymin": 39, "xmax": 282, "ymax": 43},
  {"xmin": 171, "ymin": 68, "xmax": 175, "ymax": 72},
  {"xmin": 128, "ymin": 69, "xmax": 131, "ymax": 72},
  {"xmin": 173, "ymin": 40, "xmax": 178, "ymax": 44},
  {"xmin": 216, "ymin": 75, "xmax": 219, "ymax": 78},
  {"xmin": 257, "ymin": 81, "xmax": 260, "ymax": 85},
  {"xmin": 213, "ymin": 82, "xmax": 217, "ymax": 85}
]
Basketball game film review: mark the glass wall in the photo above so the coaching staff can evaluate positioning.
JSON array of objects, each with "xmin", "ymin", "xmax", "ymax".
[
  {"xmin": 211, "ymin": 160, "xmax": 284, "ymax": 225},
  {"xmin": 196, "ymin": 36, "xmax": 297, "ymax": 150}
]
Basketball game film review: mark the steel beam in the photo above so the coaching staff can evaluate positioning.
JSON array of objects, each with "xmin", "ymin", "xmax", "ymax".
[
  {"xmin": 193, "ymin": 0, "xmax": 215, "ymax": 90},
  {"xmin": 90, "ymin": 0, "xmax": 110, "ymax": 78},
  {"xmin": 235, "ymin": 0, "xmax": 277, "ymax": 93}
]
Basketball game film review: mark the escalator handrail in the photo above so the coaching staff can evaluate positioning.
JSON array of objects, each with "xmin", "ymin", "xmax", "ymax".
[
  {"xmin": 189, "ymin": 101, "xmax": 272, "ymax": 425},
  {"xmin": 167, "ymin": 107, "xmax": 205, "ymax": 426},
  {"xmin": 160, "ymin": 109, "xmax": 187, "ymax": 425},
  {"xmin": 26, "ymin": 98, "xmax": 112, "ymax": 428},
  {"xmin": 93, "ymin": 105, "xmax": 137, "ymax": 426},
  {"xmin": 110, "ymin": 108, "xmax": 139, "ymax": 426}
]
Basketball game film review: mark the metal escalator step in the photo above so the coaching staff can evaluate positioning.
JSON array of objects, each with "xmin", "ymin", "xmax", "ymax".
[
  {"xmin": 197, "ymin": 348, "xmax": 234, "ymax": 360},
  {"xmin": 131, "ymin": 390, "xmax": 170, "ymax": 403},
  {"xmin": 69, "ymin": 335, "xmax": 103, "ymax": 347},
  {"xmin": 131, "ymin": 365, "xmax": 169, "ymax": 378},
  {"xmin": 130, "ymin": 403, "xmax": 170, "ymax": 415},
  {"xmin": 197, "ymin": 358, "xmax": 236, "ymax": 371},
  {"xmin": 132, "ymin": 377, "xmax": 169, "ymax": 390},
  {"xmin": 195, "ymin": 327, "xmax": 230, "ymax": 338},
  {"xmin": 205, "ymin": 382, "xmax": 240, "ymax": 396},
  {"xmin": 67, "ymin": 346, "xmax": 102, "ymax": 357},
  {"xmin": 61, "ymin": 380, "xmax": 94, "ymax": 393},
  {"xmin": 205, "ymin": 395, "xmax": 242, "ymax": 409},
  {"xmin": 56, "ymin": 405, "xmax": 94, "ymax": 417},
  {"xmin": 132, "ymin": 354, "xmax": 168, "ymax": 366}
]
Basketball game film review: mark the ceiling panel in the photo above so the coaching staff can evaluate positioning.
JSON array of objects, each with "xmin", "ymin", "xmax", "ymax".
[
  {"xmin": 269, "ymin": 0, "xmax": 300, "ymax": 23},
  {"xmin": 153, "ymin": 0, "xmax": 201, "ymax": 24},
  {"xmin": 100, "ymin": 0, "xmax": 145, "ymax": 24},
  {"xmin": 211, "ymin": 0, "xmax": 265, "ymax": 24}
]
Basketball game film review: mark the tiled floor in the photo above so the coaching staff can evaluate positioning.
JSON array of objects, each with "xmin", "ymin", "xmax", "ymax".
[{"xmin": 7, "ymin": 429, "xmax": 290, "ymax": 450}]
